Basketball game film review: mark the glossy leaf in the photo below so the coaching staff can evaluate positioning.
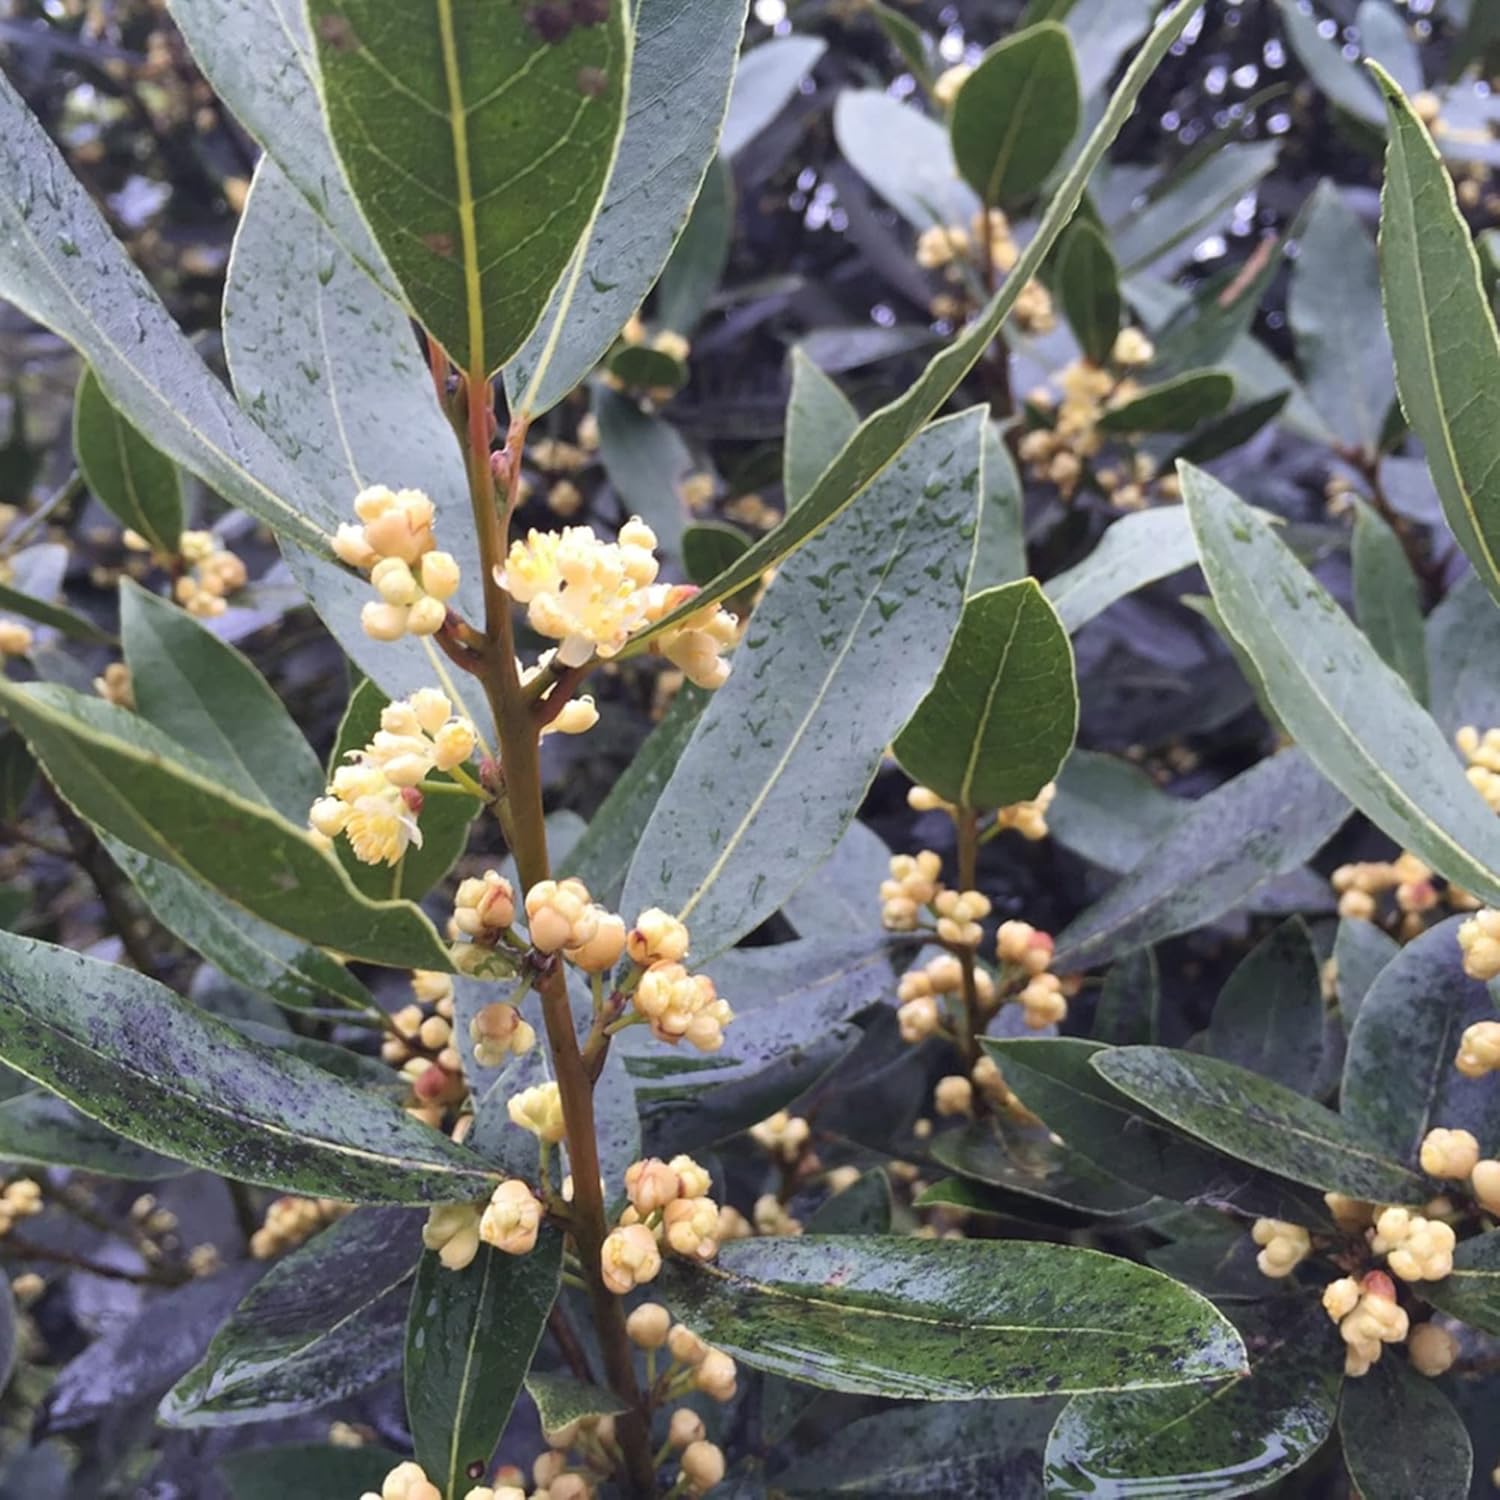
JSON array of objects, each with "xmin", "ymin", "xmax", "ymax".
[
  {"xmin": 505, "ymin": 0, "xmax": 747, "ymax": 414},
  {"xmin": 720, "ymin": 35, "xmax": 826, "ymax": 158},
  {"xmin": 657, "ymin": 1236, "xmax": 1245, "ymax": 1398},
  {"xmin": 1052, "ymin": 750, "xmax": 1348, "ymax": 971},
  {"xmin": 681, "ymin": 523, "xmax": 750, "ymax": 588},
  {"xmin": 0, "ymin": 1091, "xmax": 185, "ymax": 1180},
  {"xmin": 1352, "ymin": 500, "xmax": 1428, "ymax": 703},
  {"xmin": 0, "ymin": 933, "xmax": 495, "ymax": 1202},
  {"xmin": 163, "ymin": 1208, "xmax": 420, "ymax": 1424},
  {"xmin": 1340, "ymin": 1353, "xmax": 1472, "ymax": 1500},
  {"xmin": 308, "ymin": 0, "xmax": 630, "ymax": 378},
  {"xmin": 72, "ymin": 368, "xmax": 183, "ymax": 555},
  {"xmin": 1425, "ymin": 1231, "xmax": 1500, "ymax": 1334},
  {"xmin": 1182, "ymin": 461, "xmax": 1500, "ymax": 906},
  {"xmin": 220, "ymin": 1445, "xmax": 405, "ymax": 1500},
  {"xmin": 784, "ymin": 349, "xmax": 859, "ymax": 508},
  {"xmin": 1057, "ymin": 221, "xmax": 1121, "ymax": 365},
  {"xmin": 1096, "ymin": 370, "xmax": 1235, "ymax": 433},
  {"xmin": 950, "ymin": 24, "xmax": 1081, "ymax": 208},
  {"xmin": 1043, "ymin": 508, "xmax": 1197, "ymax": 633},
  {"xmin": 1289, "ymin": 180, "xmax": 1393, "ymax": 456},
  {"xmin": 0, "ymin": 73, "xmax": 333, "ymax": 558},
  {"xmin": 1342, "ymin": 916, "xmax": 1500, "ymax": 1170},
  {"xmin": 1332, "ymin": 917, "xmax": 1398, "ymax": 1032},
  {"xmin": 223, "ymin": 158, "xmax": 485, "ymax": 717},
  {"xmin": 120, "ymin": 579, "xmax": 323, "ymax": 823},
  {"xmin": 1093, "ymin": 1045, "xmax": 1426, "ymax": 1202},
  {"xmin": 1376, "ymin": 63, "xmax": 1500, "ymax": 609},
  {"xmin": 632, "ymin": 0, "xmax": 1204, "ymax": 647},
  {"xmin": 894, "ymin": 581, "xmax": 1077, "ymax": 812},
  {"xmin": 971, "ymin": 424, "xmax": 1027, "ymax": 593},
  {"xmin": 621, "ymin": 408, "xmax": 984, "ymax": 959},
  {"xmin": 0, "ymin": 680, "xmax": 453, "ymax": 969},
  {"xmin": 406, "ymin": 1235, "xmax": 562, "ymax": 1495}
]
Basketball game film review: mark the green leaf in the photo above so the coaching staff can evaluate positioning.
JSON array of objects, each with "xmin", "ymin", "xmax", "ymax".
[
  {"xmin": 0, "ymin": 681, "xmax": 453, "ymax": 970},
  {"xmin": 655, "ymin": 153, "xmax": 733, "ymax": 337},
  {"xmin": 1181, "ymin": 461, "xmax": 1500, "ymax": 906},
  {"xmin": 657, "ymin": 1236, "xmax": 1246, "ymax": 1398},
  {"xmin": 621, "ymin": 408, "xmax": 985, "ymax": 959},
  {"xmin": 1057, "ymin": 221, "xmax": 1121, "ymax": 365},
  {"xmin": 1288, "ymin": 180, "xmax": 1394, "ymax": 456},
  {"xmin": 406, "ymin": 1235, "xmax": 562, "ymax": 1495},
  {"xmin": 607, "ymin": 343, "xmax": 687, "ymax": 394},
  {"xmin": 524, "ymin": 1370, "xmax": 627, "ymax": 1435},
  {"xmin": 681, "ymin": 523, "xmax": 749, "ymax": 588},
  {"xmin": 1048, "ymin": 750, "xmax": 1186, "ymax": 874},
  {"xmin": 785, "ymin": 349, "xmax": 859, "ymax": 509},
  {"xmin": 1426, "ymin": 1231, "xmax": 1500, "ymax": 1333},
  {"xmin": 1166, "ymin": 389, "xmax": 1292, "ymax": 467},
  {"xmin": 1043, "ymin": 508, "xmax": 1196, "ymax": 633},
  {"xmin": 1205, "ymin": 919, "xmax": 1326, "ymax": 1094},
  {"xmin": 1332, "ymin": 916, "xmax": 1398, "ymax": 1032},
  {"xmin": 594, "ymin": 388, "xmax": 694, "ymax": 555},
  {"xmin": 164, "ymin": 0, "xmax": 397, "ymax": 296},
  {"xmin": 0, "ymin": 73, "xmax": 334, "ymax": 559},
  {"xmin": 0, "ymin": 1091, "xmax": 185, "ymax": 1180},
  {"xmin": 633, "ymin": 0, "xmax": 1204, "ymax": 646},
  {"xmin": 1375, "ymin": 62, "xmax": 1500, "ymax": 608},
  {"xmin": 223, "ymin": 157, "xmax": 485, "ymax": 718},
  {"xmin": 1052, "ymin": 750, "xmax": 1349, "ymax": 971},
  {"xmin": 1093, "ymin": 1045, "xmax": 1427, "ymax": 1202},
  {"xmin": 950, "ymin": 24, "xmax": 1081, "ymax": 209},
  {"xmin": 1045, "ymin": 1301, "xmax": 1342, "ymax": 1500},
  {"xmin": 71, "ymin": 369, "xmax": 183, "ymax": 555},
  {"xmin": 163, "ymin": 1208, "xmax": 420, "ymax": 1424},
  {"xmin": 1094, "ymin": 947, "xmax": 1159, "ymax": 1046},
  {"xmin": 1063, "ymin": 0, "xmax": 1154, "ymax": 98},
  {"xmin": 503, "ymin": 0, "xmax": 746, "ymax": 414},
  {"xmin": 1275, "ymin": 0, "xmax": 1384, "ymax": 127},
  {"xmin": 971, "ymin": 424, "xmax": 1027, "ymax": 593},
  {"xmin": 1096, "ymin": 370, "xmax": 1235, "ymax": 434},
  {"xmin": 1340, "ymin": 1352, "xmax": 1472, "ymax": 1500},
  {"xmin": 0, "ymin": 933, "xmax": 495, "ymax": 1202},
  {"xmin": 893, "ymin": 581, "xmax": 1077, "ymax": 811},
  {"xmin": 1428, "ymin": 574, "xmax": 1500, "ymax": 740},
  {"xmin": 328, "ymin": 679, "xmax": 479, "ymax": 903},
  {"xmin": 870, "ymin": 2, "xmax": 937, "ymax": 94},
  {"xmin": 721, "ymin": 36, "xmax": 826, "ymax": 158},
  {"xmin": 782, "ymin": 819, "xmax": 891, "ymax": 938},
  {"xmin": 220, "ymin": 1446, "xmax": 405, "ymax": 1500},
  {"xmin": 120, "ymin": 580, "xmax": 323, "ymax": 824},
  {"xmin": 308, "ymin": 0, "xmax": 631, "ymax": 378},
  {"xmin": 1342, "ymin": 915, "xmax": 1500, "ymax": 1170},
  {"xmin": 806, "ymin": 1169, "xmax": 894, "ymax": 1235},
  {"xmin": 0, "ymin": 545, "xmax": 112, "ymax": 645},
  {"xmin": 833, "ymin": 89, "xmax": 978, "ymax": 230},
  {"xmin": 1352, "ymin": 500, "xmax": 1429, "ymax": 703}
]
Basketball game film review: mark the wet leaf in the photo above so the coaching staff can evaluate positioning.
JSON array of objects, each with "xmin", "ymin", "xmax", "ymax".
[
  {"xmin": 0, "ymin": 1091, "xmax": 185, "ymax": 1180},
  {"xmin": 784, "ymin": 349, "xmax": 858, "ymax": 509},
  {"xmin": 1340, "ymin": 1352, "xmax": 1471, "ymax": 1500}
]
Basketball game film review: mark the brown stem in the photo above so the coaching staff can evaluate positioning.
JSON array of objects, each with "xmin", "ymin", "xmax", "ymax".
[{"xmin": 1, "ymin": 1234, "xmax": 189, "ymax": 1286}]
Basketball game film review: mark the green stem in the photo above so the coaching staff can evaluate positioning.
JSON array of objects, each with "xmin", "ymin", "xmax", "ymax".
[{"xmin": 954, "ymin": 807, "xmax": 982, "ymax": 1069}]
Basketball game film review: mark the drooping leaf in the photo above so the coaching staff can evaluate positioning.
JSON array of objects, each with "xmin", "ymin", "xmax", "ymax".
[
  {"xmin": 657, "ymin": 1236, "xmax": 1245, "ymax": 1398},
  {"xmin": 1332, "ymin": 917, "xmax": 1399, "ymax": 1032},
  {"xmin": 893, "ymin": 580, "xmax": 1077, "ymax": 811},
  {"xmin": 1095, "ymin": 370, "xmax": 1235, "ymax": 434},
  {"xmin": 120, "ymin": 579, "xmax": 323, "ymax": 824},
  {"xmin": 632, "ymin": 0, "xmax": 1204, "ymax": 647},
  {"xmin": 1181, "ymin": 461, "xmax": 1500, "ymax": 906},
  {"xmin": 0, "ymin": 681, "xmax": 453, "ymax": 970},
  {"xmin": 720, "ymin": 35, "xmax": 826, "ymax": 158},
  {"xmin": 0, "ymin": 73, "xmax": 333, "ymax": 558},
  {"xmin": 1093, "ymin": 947, "xmax": 1159, "ymax": 1046},
  {"xmin": 0, "ymin": 543, "xmax": 112, "ymax": 645},
  {"xmin": 1288, "ymin": 180, "xmax": 1394, "ymax": 456},
  {"xmin": 406, "ymin": 1235, "xmax": 562, "ymax": 1495},
  {"xmin": 784, "ymin": 349, "xmax": 859, "ymax": 509},
  {"xmin": 0, "ymin": 1091, "xmax": 185, "ymax": 1180},
  {"xmin": 525, "ymin": 1371, "xmax": 628, "ymax": 1434},
  {"xmin": 504, "ymin": 0, "xmax": 747, "ymax": 414},
  {"xmin": 1057, "ymin": 220, "xmax": 1121, "ymax": 365},
  {"xmin": 950, "ymin": 24, "xmax": 1081, "ymax": 208},
  {"xmin": 1093, "ymin": 1045, "xmax": 1426, "ymax": 1202},
  {"xmin": 1052, "ymin": 750, "xmax": 1349, "ymax": 972},
  {"xmin": 220, "ymin": 1445, "xmax": 406, "ymax": 1500},
  {"xmin": 681, "ymin": 523, "xmax": 750, "ymax": 588},
  {"xmin": 308, "ymin": 0, "xmax": 631, "ymax": 377},
  {"xmin": 1351, "ymin": 500, "xmax": 1429, "ymax": 703},
  {"xmin": 1375, "ymin": 63, "xmax": 1500, "ymax": 608},
  {"xmin": 1043, "ymin": 509, "xmax": 1197, "ymax": 633},
  {"xmin": 871, "ymin": 1, "xmax": 937, "ymax": 94},
  {"xmin": 72, "ymin": 368, "xmax": 183, "ymax": 555},
  {"xmin": 0, "ymin": 933, "xmax": 495, "ymax": 1202},
  {"xmin": 1340, "ymin": 1352, "xmax": 1472, "ymax": 1500},
  {"xmin": 621, "ymin": 408, "xmax": 985, "ymax": 959},
  {"xmin": 163, "ymin": 1209, "xmax": 421, "ymax": 1425},
  {"xmin": 1275, "ymin": 0, "xmax": 1384, "ymax": 127}
]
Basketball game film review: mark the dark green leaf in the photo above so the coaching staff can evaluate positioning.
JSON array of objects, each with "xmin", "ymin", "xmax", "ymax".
[
  {"xmin": 308, "ymin": 0, "xmax": 630, "ymax": 378},
  {"xmin": 720, "ymin": 36, "xmax": 826, "ymax": 158},
  {"xmin": 1093, "ymin": 947, "xmax": 1159, "ymax": 1046},
  {"xmin": 782, "ymin": 819, "xmax": 891, "ymax": 939},
  {"xmin": 1425, "ymin": 1230, "xmax": 1500, "ymax": 1333},
  {"xmin": 0, "ymin": 543, "xmax": 112, "ymax": 645},
  {"xmin": 525, "ymin": 1370, "xmax": 627, "ymax": 1434},
  {"xmin": 220, "ymin": 1444, "xmax": 405, "ymax": 1500},
  {"xmin": 658, "ymin": 1236, "xmax": 1246, "ymax": 1398},
  {"xmin": 0, "ymin": 680, "xmax": 452, "ymax": 970},
  {"xmin": 0, "ymin": 731, "xmax": 35, "ymax": 822},
  {"xmin": 1048, "ymin": 750, "xmax": 1186, "ymax": 874},
  {"xmin": 1340, "ymin": 1352, "xmax": 1472, "ymax": 1500},
  {"xmin": 950, "ymin": 24, "xmax": 1081, "ymax": 208},
  {"xmin": 607, "ymin": 343, "xmax": 688, "ymax": 394},
  {"xmin": 1093, "ymin": 1045, "xmax": 1426, "ymax": 1202},
  {"xmin": 1057, "ymin": 221, "xmax": 1121, "ymax": 365},
  {"xmin": 406, "ymin": 1234, "xmax": 562, "ymax": 1495},
  {"xmin": 1096, "ymin": 370, "xmax": 1235, "ymax": 434},
  {"xmin": 0, "ymin": 933, "xmax": 493, "ymax": 1202},
  {"xmin": 0, "ymin": 1091, "xmax": 185, "ymax": 1180},
  {"xmin": 870, "ymin": 2, "xmax": 936, "ymax": 94},
  {"xmin": 1166, "ymin": 390, "xmax": 1292, "ymax": 467},
  {"xmin": 1352, "ymin": 500, "xmax": 1429, "ymax": 703},
  {"xmin": 1332, "ymin": 917, "xmax": 1398, "ymax": 1032},
  {"xmin": 1427, "ymin": 573, "xmax": 1500, "ymax": 740},
  {"xmin": 785, "ymin": 349, "xmax": 859, "ymax": 509},
  {"xmin": 1043, "ymin": 509, "xmax": 1196, "ymax": 633},
  {"xmin": 681, "ymin": 523, "xmax": 750, "ymax": 588},
  {"xmin": 121, "ymin": 580, "xmax": 323, "ymax": 823},
  {"xmin": 894, "ymin": 580, "xmax": 1077, "ymax": 811},
  {"xmin": 1182, "ymin": 461, "xmax": 1500, "ymax": 905},
  {"xmin": 807, "ymin": 1169, "xmax": 893, "ymax": 1235}
]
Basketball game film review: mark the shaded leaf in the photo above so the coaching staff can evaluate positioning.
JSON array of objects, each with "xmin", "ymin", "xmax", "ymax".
[
  {"xmin": 595, "ymin": 388, "xmax": 694, "ymax": 554},
  {"xmin": 1275, "ymin": 0, "xmax": 1384, "ymax": 127},
  {"xmin": 721, "ymin": 36, "xmax": 826, "ymax": 158},
  {"xmin": 1093, "ymin": 947, "xmax": 1159, "ymax": 1046},
  {"xmin": 833, "ymin": 89, "xmax": 977, "ymax": 230},
  {"xmin": 971, "ymin": 424, "xmax": 1027, "ymax": 593},
  {"xmin": 1096, "ymin": 370, "xmax": 1235, "ymax": 434},
  {"xmin": 1352, "ymin": 500, "xmax": 1428, "ymax": 703},
  {"xmin": 655, "ymin": 154, "xmax": 734, "ymax": 337},
  {"xmin": 1340, "ymin": 1352, "xmax": 1472, "ymax": 1500},
  {"xmin": 525, "ymin": 1370, "xmax": 627, "ymax": 1434},
  {"xmin": 1332, "ymin": 917, "xmax": 1399, "ymax": 1032},
  {"xmin": 785, "ymin": 349, "xmax": 859, "ymax": 509},
  {"xmin": 220, "ymin": 1445, "xmax": 406, "ymax": 1500},
  {"xmin": 1425, "ymin": 1230, "xmax": 1500, "ymax": 1334},
  {"xmin": 806, "ymin": 1169, "xmax": 893, "ymax": 1235},
  {"xmin": 682, "ymin": 523, "xmax": 750, "ymax": 588},
  {"xmin": 1057, "ymin": 220, "xmax": 1121, "ymax": 365}
]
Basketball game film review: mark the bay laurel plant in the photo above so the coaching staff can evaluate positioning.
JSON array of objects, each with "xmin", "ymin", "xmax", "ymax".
[{"xmin": 4, "ymin": 0, "xmax": 1500, "ymax": 1496}]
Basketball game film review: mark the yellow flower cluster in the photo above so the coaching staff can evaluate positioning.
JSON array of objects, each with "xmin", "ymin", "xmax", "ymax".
[
  {"xmin": 906, "ymin": 781, "xmax": 1057, "ymax": 839},
  {"xmin": 1251, "ymin": 1217, "xmax": 1311, "ymax": 1278},
  {"xmin": 1323, "ymin": 1270, "xmax": 1409, "ymax": 1377},
  {"xmin": 94, "ymin": 661, "xmax": 133, "ymax": 707},
  {"xmin": 750, "ymin": 1110, "xmax": 810, "ymax": 1163},
  {"xmin": 913, "ymin": 209, "xmax": 1055, "ymax": 334},
  {"xmin": 0, "ymin": 1179, "xmax": 41, "ymax": 1238},
  {"xmin": 1458, "ymin": 725, "xmax": 1500, "ymax": 811},
  {"xmin": 1459, "ymin": 908, "xmax": 1500, "ymax": 982},
  {"xmin": 361, "ymin": 1462, "xmax": 517, "ymax": 1500},
  {"xmin": 634, "ymin": 962, "xmax": 734, "ymax": 1051},
  {"xmin": 1420, "ymin": 1127, "xmax": 1480, "ymax": 1180},
  {"xmin": 601, "ymin": 1153, "xmax": 720, "ymax": 1292},
  {"xmin": 1332, "ymin": 851, "xmax": 1454, "ymax": 929},
  {"xmin": 249, "ymin": 1195, "xmax": 350, "ymax": 1260},
  {"xmin": 508, "ymin": 1080, "xmax": 567, "ymax": 1144},
  {"xmin": 333, "ymin": 486, "xmax": 460, "ymax": 641},
  {"xmin": 1370, "ymin": 1206, "xmax": 1456, "ymax": 1282},
  {"xmin": 383, "ymin": 970, "xmax": 468, "ymax": 1127},
  {"xmin": 525, "ymin": 878, "xmax": 626, "ymax": 969},
  {"xmin": 626, "ymin": 1309, "xmax": 739, "ymax": 1407},
  {"xmin": 124, "ymin": 527, "xmax": 248, "ymax": 617},
  {"xmin": 469, "ymin": 1000, "xmax": 536, "ymax": 1068}
]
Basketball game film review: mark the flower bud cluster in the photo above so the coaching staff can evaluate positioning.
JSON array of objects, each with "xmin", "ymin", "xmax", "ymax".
[
  {"xmin": 1251, "ymin": 1217, "xmax": 1311, "ymax": 1278},
  {"xmin": 934, "ymin": 1074, "xmax": 973, "ymax": 1117},
  {"xmin": 524, "ymin": 879, "xmax": 627, "ymax": 972},
  {"xmin": 933, "ymin": 888, "xmax": 992, "ymax": 947},
  {"xmin": 480, "ymin": 1178, "xmax": 543, "ymax": 1257},
  {"xmin": 333, "ymin": 486, "xmax": 460, "ymax": 642},
  {"xmin": 381, "ymin": 971, "xmax": 471, "ymax": 1127},
  {"xmin": 519, "ymin": 650, "xmax": 600, "ymax": 736},
  {"xmin": 880, "ymin": 850, "xmax": 944, "ymax": 931},
  {"xmin": 1457, "ymin": 1019, "xmax": 1500, "ymax": 1078},
  {"xmin": 1332, "ymin": 850, "xmax": 1455, "ymax": 932},
  {"xmin": 0, "ymin": 1179, "xmax": 42, "ymax": 1238},
  {"xmin": 508, "ymin": 1081, "xmax": 567, "ymax": 1145},
  {"xmin": 750, "ymin": 1110, "xmax": 810, "ymax": 1164},
  {"xmin": 250, "ymin": 1195, "xmax": 350, "ymax": 1259},
  {"xmin": 992, "ymin": 782, "xmax": 1057, "ymax": 841},
  {"xmin": 639, "ymin": 583, "xmax": 740, "ymax": 691},
  {"xmin": 633, "ymin": 960, "xmax": 734, "ymax": 1052},
  {"xmin": 1370, "ymin": 1206, "xmax": 1456, "ymax": 1282},
  {"xmin": 124, "ymin": 527, "xmax": 248, "ymax": 617},
  {"xmin": 1420, "ymin": 1127, "xmax": 1480, "ymax": 1180},
  {"xmin": 1458, "ymin": 724, "xmax": 1500, "ymax": 812},
  {"xmin": 1323, "ymin": 1271, "xmax": 1409, "ymax": 1377},
  {"xmin": 469, "ymin": 1001, "xmax": 537, "ymax": 1068},
  {"xmin": 601, "ymin": 1155, "xmax": 718, "ymax": 1293},
  {"xmin": 1459, "ymin": 909, "xmax": 1500, "ymax": 982},
  {"xmin": 912, "ymin": 209, "xmax": 1054, "ymax": 334},
  {"xmin": 753, "ymin": 1193, "xmax": 804, "ymax": 1236},
  {"xmin": 627, "ymin": 1314, "xmax": 740, "ymax": 1405}
]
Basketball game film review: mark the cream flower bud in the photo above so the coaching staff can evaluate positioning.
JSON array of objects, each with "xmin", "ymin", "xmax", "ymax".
[
  {"xmin": 625, "ymin": 1158, "xmax": 681, "ymax": 1215},
  {"xmin": 479, "ymin": 1178, "xmax": 542, "ymax": 1256},
  {"xmin": 1251, "ymin": 1218, "xmax": 1311, "ymax": 1278},
  {"xmin": 601, "ymin": 1223, "xmax": 662, "ymax": 1293},
  {"xmin": 934, "ymin": 1075, "xmax": 973, "ymax": 1117},
  {"xmin": 377, "ymin": 1462, "xmax": 442, "ymax": 1500},
  {"xmin": 455, "ymin": 871, "xmax": 517, "ymax": 935},
  {"xmin": 1111, "ymin": 327, "xmax": 1156, "ymax": 367},
  {"xmin": 309, "ymin": 796, "xmax": 350, "ymax": 837},
  {"xmin": 412, "ymin": 969, "xmax": 454, "ymax": 1007},
  {"xmin": 694, "ymin": 1348, "xmax": 738, "ymax": 1401},
  {"xmin": 1457, "ymin": 1020, "xmax": 1500, "ymax": 1078},
  {"xmin": 470, "ymin": 1003, "xmax": 536, "ymax": 1067},
  {"xmin": 1473, "ymin": 1158, "xmax": 1500, "ymax": 1213},
  {"xmin": 1409, "ymin": 1321, "xmax": 1458, "ymax": 1377},
  {"xmin": 333, "ymin": 523, "xmax": 378, "ymax": 569},
  {"xmin": 549, "ymin": 696, "xmax": 600, "ymax": 736},
  {"xmin": 508, "ymin": 1081, "xmax": 566, "ymax": 1143},
  {"xmin": 626, "ymin": 1301, "xmax": 672, "ymax": 1349},
  {"xmin": 359, "ymin": 487, "xmax": 435, "ymax": 564},
  {"xmin": 361, "ymin": 601, "xmax": 409, "ymax": 642},
  {"xmin": 1322, "ymin": 1276, "xmax": 1361, "ymax": 1323},
  {"xmin": 1458, "ymin": 909, "xmax": 1500, "ymax": 982},
  {"xmin": 898, "ymin": 995, "xmax": 941, "ymax": 1043},
  {"xmin": 680, "ymin": 1440, "xmax": 726, "ymax": 1495},
  {"xmin": 670, "ymin": 1155, "xmax": 712, "ymax": 1199},
  {"xmin": 668, "ymin": 1407, "xmax": 706, "ymax": 1448},
  {"xmin": 420, "ymin": 550, "xmax": 461, "ymax": 602},
  {"xmin": 628, "ymin": 908, "xmax": 690, "ymax": 966},
  {"xmin": 423, "ymin": 1202, "xmax": 482, "ymax": 1271},
  {"xmin": 526, "ymin": 878, "xmax": 595, "ymax": 954},
  {"xmin": 372, "ymin": 556, "xmax": 421, "ymax": 606},
  {"xmin": 932, "ymin": 62, "xmax": 972, "ymax": 108},
  {"xmin": 663, "ymin": 1196, "xmax": 720, "ymax": 1261},
  {"xmin": 432, "ymin": 718, "xmax": 477, "ymax": 771},
  {"xmin": 668, "ymin": 1324, "xmax": 708, "ymax": 1365},
  {"xmin": 566, "ymin": 909, "xmax": 627, "ymax": 972},
  {"xmin": 1420, "ymin": 1127, "xmax": 1481, "ymax": 1181},
  {"xmin": 406, "ymin": 595, "xmax": 447, "ymax": 636}
]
